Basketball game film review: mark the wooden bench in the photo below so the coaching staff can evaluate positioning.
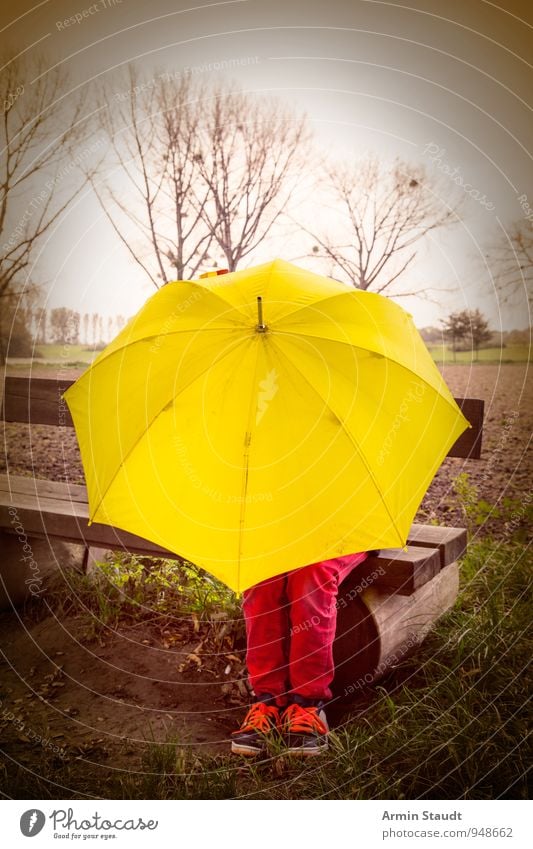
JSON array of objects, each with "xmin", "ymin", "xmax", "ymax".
[{"xmin": 0, "ymin": 374, "xmax": 484, "ymax": 695}]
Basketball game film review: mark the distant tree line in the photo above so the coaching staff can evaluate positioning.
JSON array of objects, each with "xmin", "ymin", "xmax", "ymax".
[
  {"xmin": 43, "ymin": 309, "xmax": 127, "ymax": 346},
  {"xmin": 420, "ymin": 323, "xmax": 530, "ymax": 347},
  {"xmin": 4, "ymin": 308, "xmax": 128, "ymax": 357}
]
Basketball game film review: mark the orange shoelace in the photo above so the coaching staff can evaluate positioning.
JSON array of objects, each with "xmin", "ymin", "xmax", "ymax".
[
  {"xmin": 282, "ymin": 704, "xmax": 328, "ymax": 735},
  {"xmin": 236, "ymin": 702, "xmax": 280, "ymax": 734}
]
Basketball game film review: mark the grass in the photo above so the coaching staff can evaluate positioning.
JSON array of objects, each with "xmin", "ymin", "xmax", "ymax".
[
  {"xmin": 32, "ymin": 344, "xmax": 98, "ymax": 363},
  {"xmin": 5, "ymin": 343, "xmax": 98, "ymax": 370},
  {"xmin": 2, "ymin": 536, "xmax": 530, "ymax": 799},
  {"xmin": 427, "ymin": 343, "xmax": 531, "ymax": 364},
  {"xmin": 7, "ymin": 342, "xmax": 532, "ymax": 368},
  {"xmin": 30, "ymin": 552, "xmax": 242, "ymax": 640}
]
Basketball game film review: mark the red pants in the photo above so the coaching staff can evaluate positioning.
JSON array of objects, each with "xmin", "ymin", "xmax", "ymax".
[{"xmin": 242, "ymin": 551, "xmax": 369, "ymax": 704}]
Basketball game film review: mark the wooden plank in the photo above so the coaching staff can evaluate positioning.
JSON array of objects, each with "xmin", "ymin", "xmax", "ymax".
[
  {"xmin": 356, "ymin": 547, "xmax": 441, "ymax": 595},
  {"xmin": 333, "ymin": 561, "xmax": 460, "ymax": 696},
  {"xmin": 333, "ymin": 594, "xmax": 380, "ymax": 693},
  {"xmin": 2, "ymin": 376, "xmax": 74, "ymax": 427},
  {"xmin": 2, "ymin": 378, "xmax": 485, "ymax": 460},
  {"xmin": 0, "ymin": 473, "xmax": 88, "ymax": 502},
  {"xmin": 407, "ymin": 523, "xmax": 467, "ymax": 567},
  {"xmin": 448, "ymin": 397, "xmax": 484, "ymax": 459},
  {"xmin": 0, "ymin": 491, "xmax": 179, "ymax": 559},
  {"xmin": 364, "ymin": 560, "xmax": 460, "ymax": 672}
]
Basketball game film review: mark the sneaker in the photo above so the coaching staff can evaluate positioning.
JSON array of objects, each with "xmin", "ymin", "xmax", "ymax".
[
  {"xmin": 282, "ymin": 701, "xmax": 329, "ymax": 756},
  {"xmin": 231, "ymin": 699, "xmax": 281, "ymax": 756}
]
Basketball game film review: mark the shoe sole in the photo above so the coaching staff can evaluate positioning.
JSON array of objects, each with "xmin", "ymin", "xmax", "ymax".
[
  {"xmin": 285, "ymin": 744, "xmax": 328, "ymax": 757},
  {"xmin": 231, "ymin": 741, "xmax": 264, "ymax": 756}
]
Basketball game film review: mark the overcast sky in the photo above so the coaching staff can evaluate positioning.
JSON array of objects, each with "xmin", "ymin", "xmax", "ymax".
[{"xmin": 2, "ymin": 0, "xmax": 532, "ymax": 331}]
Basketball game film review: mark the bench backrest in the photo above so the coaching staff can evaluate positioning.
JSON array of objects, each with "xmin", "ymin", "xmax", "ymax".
[{"xmin": 1, "ymin": 375, "xmax": 485, "ymax": 459}]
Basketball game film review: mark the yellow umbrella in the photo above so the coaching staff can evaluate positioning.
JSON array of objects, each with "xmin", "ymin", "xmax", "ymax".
[{"xmin": 64, "ymin": 259, "xmax": 470, "ymax": 592}]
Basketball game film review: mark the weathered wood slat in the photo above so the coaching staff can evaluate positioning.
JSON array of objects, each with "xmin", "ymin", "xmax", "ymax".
[
  {"xmin": 2, "ymin": 376, "xmax": 74, "ymax": 427},
  {"xmin": 448, "ymin": 397, "xmax": 484, "ymax": 459},
  {"xmin": 407, "ymin": 523, "xmax": 467, "ymax": 566},
  {"xmin": 364, "ymin": 560, "xmax": 460, "ymax": 673},
  {"xmin": 333, "ymin": 561, "xmax": 460, "ymax": 696},
  {"xmin": 2, "ymin": 376, "xmax": 483, "ymax": 460},
  {"xmin": 360, "ymin": 547, "xmax": 441, "ymax": 595},
  {"xmin": 0, "ymin": 490, "xmax": 176, "ymax": 558},
  {"xmin": 0, "ymin": 474, "xmax": 88, "ymax": 502}
]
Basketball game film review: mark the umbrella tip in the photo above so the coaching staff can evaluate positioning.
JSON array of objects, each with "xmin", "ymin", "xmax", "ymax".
[{"xmin": 256, "ymin": 296, "xmax": 267, "ymax": 333}]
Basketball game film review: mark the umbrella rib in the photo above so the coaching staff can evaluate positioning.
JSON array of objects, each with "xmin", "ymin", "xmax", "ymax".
[
  {"xmin": 86, "ymin": 336, "xmax": 248, "ymax": 524},
  {"xmin": 77, "ymin": 326, "xmax": 248, "ymax": 379},
  {"xmin": 272, "ymin": 341, "xmax": 406, "ymax": 548},
  {"xmin": 234, "ymin": 262, "xmax": 277, "ymax": 581},
  {"xmin": 273, "ymin": 329, "xmax": 466, "ymax": 416},
  {"xmin": 271, "ymin": 286, "xmax": 354, "ymax": 324},
  {"xmin": 235, "ymin": 337, "xmax": 265, "ymax": 586}
]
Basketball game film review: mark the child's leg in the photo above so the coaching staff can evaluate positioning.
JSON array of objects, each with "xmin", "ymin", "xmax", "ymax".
[
  {"xmin": 242, "ymin": 572, "xmax": 290, "ymax": 706},
  {"xmin": 286, "ymin": 552, "xmax": 369, "ymax": 701}
]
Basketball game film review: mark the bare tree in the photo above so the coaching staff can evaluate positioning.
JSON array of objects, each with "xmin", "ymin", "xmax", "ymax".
[
  {"xmin": 468, "ymin": 308, "xmax": 492, "ymax": 359},
  {"xmin": 441, "ymin": 310, "xmax": 470, "ymax": 362},
  {"xmin": 82, "ymin": 312, "xmax": 89, "ymax": 345},
  {"xmin": 92, "ymin": 68, "xmax": 311, "ymax": 285},
  {"xmin": 194, "ymin": 85, "xmax": 311, "ymax": 271},
  {"xmin": 91, "ymin": 66, "xmax": 214, "ymax": 286},
  {"xmin": 489, "ymin": 218, "xmax": 533, "ymax": 306},
  {"xmin": 50, "ymin": 307, "xmax": 80, "ymax": 344},
  {"xmin": 441, "ymin": 308, "xmax": 492, "ymax": 361},
  {"xmin": 0, "ymin": 50, "xmax": 96, "ymax": 359},
  {"xmin": 37, "ymin": 306, "xmax": 47, "ymax": 344},
  {"xmin": 303, "ymin": 156, "xmax": 459, "ymax": 296}
]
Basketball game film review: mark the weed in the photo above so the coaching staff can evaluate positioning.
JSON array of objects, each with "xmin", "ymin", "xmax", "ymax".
[{"xmin": 451, "ymin": 472, "xmax": 500, "ymax": 535}]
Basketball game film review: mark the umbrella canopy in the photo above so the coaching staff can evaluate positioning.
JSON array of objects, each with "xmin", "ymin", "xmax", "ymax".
[{"xmin": 64, "ymin": 259, "xmax": 470, "ymax": 592}]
